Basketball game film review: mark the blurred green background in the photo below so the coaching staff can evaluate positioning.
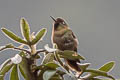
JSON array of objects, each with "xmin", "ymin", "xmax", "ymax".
[{"xmin": 0, "ymin": 0, "xmax": 119, "ymax": 79}]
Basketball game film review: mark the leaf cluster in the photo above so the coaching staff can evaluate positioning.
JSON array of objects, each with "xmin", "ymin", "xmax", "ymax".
[{"xmin": 0, "ymin": 18, "xmax": 116, "ymax": 80}]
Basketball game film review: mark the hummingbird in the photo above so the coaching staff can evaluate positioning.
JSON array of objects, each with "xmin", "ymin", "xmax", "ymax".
[{"xmin": 50, "ymin": 16, "xmax": 81, "ymax": 74}]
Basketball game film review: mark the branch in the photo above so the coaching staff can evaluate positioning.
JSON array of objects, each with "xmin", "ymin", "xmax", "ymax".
[
  {"xmin": 0, "ymin": 47, "xmax": 6, "ymax": 51},
  {"xmin": 13, "ymin": 47, "xmax": 31, "ymax": 54},
  {"xmin": 0, "ymin": 46, "xmax": 31, "ymax": 54},
  {"xmin": 33, "ymin": 49, "xmax": 47, "ymax": 57}
]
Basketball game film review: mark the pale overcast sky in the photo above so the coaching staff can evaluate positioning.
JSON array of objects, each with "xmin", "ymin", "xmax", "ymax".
[{"xmin": 0, "ymin": 0, "xmax": 120, "ymax": 79}]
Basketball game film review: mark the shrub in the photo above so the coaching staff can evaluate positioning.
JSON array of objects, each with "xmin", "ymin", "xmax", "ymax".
[{"xmin": 0, "ymin": 18, "xmax": 115, "ymax": 80}]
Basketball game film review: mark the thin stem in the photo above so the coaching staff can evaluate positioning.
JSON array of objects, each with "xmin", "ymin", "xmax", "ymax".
[
  {"xmin": 54, "ymin": 52, "xmax": 70, "ymax": 73},
  {"xmin": 32, "ymin": 49, "xmax": 46, "ymax": 57},
  {"xmin": 13, "ymin": 47, "xmax": 31, "ymax": 54},
  {"xmin": 0, "ymin": 47, "xmax": 6, "ymax": 51},
  {"xmin": 0, "ymin": 46, "xmax": 31, "ymax": 54},
  {"xmin": 36, "ymin": 49, "xmax": 46, "ymax": 54}
]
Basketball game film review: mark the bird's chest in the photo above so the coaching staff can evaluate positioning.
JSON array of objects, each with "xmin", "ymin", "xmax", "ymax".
[{"xmin": 53, "ymin": 34, "xmax": 75, "ymax": 51}]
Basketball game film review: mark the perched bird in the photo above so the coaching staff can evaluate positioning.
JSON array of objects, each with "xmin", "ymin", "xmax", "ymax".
[{"xmin": 50, "ymin": 16, "xmax": 81, "ymax": 74}]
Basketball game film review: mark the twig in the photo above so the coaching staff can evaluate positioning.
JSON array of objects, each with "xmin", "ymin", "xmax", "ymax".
[
  {"xmin": 33, "ymin": 49, "xmax": 47, "ymax": 57},
  {"xmin": 0, "ymin": 47, "xmax": 6, "ymax": 51},
  {"xmin": 13, "ymin": 47, "xmax": 31, "ymax": 54},
  {"xmin": 36, "ymin": 49, "xmax": 47, "ymax": 54},
  {"xmin": 0, "ymin": 46, "xmax": 31, "ymax": 54}
]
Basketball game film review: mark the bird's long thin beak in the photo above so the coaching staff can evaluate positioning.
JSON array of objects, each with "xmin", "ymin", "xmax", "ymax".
[{"xmin": 50, "ymin": 16, "xmax": 56, "ymax": 22}]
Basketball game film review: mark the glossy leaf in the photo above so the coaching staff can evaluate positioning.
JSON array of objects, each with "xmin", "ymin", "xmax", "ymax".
[
  {"xmin": 54, "ymin": 52, "xmax": 70, "ymax": 73},
  {"xmin": 19, "ymin": 51, "xmax": 26, "ymax": 57},
  {"xmin": 31, "ymin": 28, "xmax": 46, "ymax": 45},
  {"xmin": 0, "ymin": 59, "xmax": 13, "ymax": 77},
  {"xmin": 58, "ymin": 50, "xmax": 85, "ymax": 60},
  {"xmin": 0, "ymin": 75, "xmax": 4, "ymax": 80},
  {"xmin": 91, "ymin": 78, "xmax": 115, "ymax": 80},
  {"xmin": 5, "ymin": 43, "xmax": 14, "ymax": 48},
  {"xmin": 53, "ymin": 44, "xmax": 69, "ymax": 74},
  {"xmin": 34, "ymin": 54, "xmax": 40, "ymax": 59},
  {"xmin": 19, "ymin": 57, "xmax": 35, "ymax": 80},
  {"xmin": 0, "ymin": 43, "xmax": 14, "ymax": 52},
  {"xmin": 10, "ymin": 65, "xmax": 19, "ymax": 80},
  {"xmin": 37, "ymin": 67, "xmax": 48, "ymax": 80},
  {"xmin": 50, "ymin": 74, "xmax": 62, "ymax": 80},
  {"xmin": 20, "ymin": 18, "xmax": 30, "ymax": 42},
  {"xmin": 90, "ymin": 78, "xmax": 101, "ymax": 80},
  {"xmin": 35, "ymin": 62, "xmax": 59, "ymax": 71},
  {"xmin": 42, "ymin": 53, "xmax": 54, "ymax": 64},
  {"xmin": 87, "ymin": 62, "xmax": 115, "ymax": 80},
  {"xmin": 57, "ymin": 70, "xmax": 66, "ymax": 76},
  {"xmin": 35, "ymin": 65, "xmax": 45, "ymax": 70},
  {"xmin": 1, "ymin": 28, "xmax": 27, "ymax": 44},
  {"xmin": 43, "ymin": 70, "xmax": 56, "ymax": 80},
  {"xmin": 99, "ymin": 61, "xmax": 115, "ymax": 72},
  {"xmin": 19, "ymin": 51, "xmax": 32, "ymax": 80},
  {"xmin": 85, "ymin": 69, "xmax": 115, "ymax": 80},
  {"xmin": 44, "ymin": 62, "xmax": 59, "ymax": 69},
  {"xmin": 78, "ymin": 63, "xmax": 90, "ymax": 71},
  {"xmin": 19, "ymin": 65, "xmax": 26, "ymax": 79},
  {"xmin": 54, "ymin": 53, "xmax": 63, "ymax": 65},
  {"xmin": 50, "ymin": 77, "xmax": 61, "ymax": 80},
  {"xmin": 0, "ymin": 59, "xmax": 11, "ymax": 71}
]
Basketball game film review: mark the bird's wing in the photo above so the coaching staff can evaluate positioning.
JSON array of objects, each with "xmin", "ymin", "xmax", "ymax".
[
  {"xmin": 71, "ymin": 31, "xmax": 79, "ymax": 45},
  {"xmin": 63, "ymin": 29, "xmax": 79, "ymax": 45},
  {"xmin": 61, "ymin": 29, "xmax": 78, "ymax": 52}
]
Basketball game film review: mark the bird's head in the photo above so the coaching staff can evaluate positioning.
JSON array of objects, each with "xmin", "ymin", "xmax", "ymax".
[{"xmin": 50, "ymin": 16, "xmax": 68, "ymax": 31}]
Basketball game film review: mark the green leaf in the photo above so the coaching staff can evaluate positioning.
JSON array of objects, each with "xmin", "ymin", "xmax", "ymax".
[
  {"xmin": 37, "ymin": 65, "xmax": 63, "ymax": 80},
  {"xmin": 0, "ymin": 59, "xmax": 11, "ymax": 71},
  {"xmin": 86, "ymin": 69, "xmax": 108, "ymax": 76},
  {"xmin": 54, "ymin": 52, "xmax": 69, "ymax": 74},
  {"xmin": 90, "ymin": 78, "xmax": 101, "ymax": 80},
  {"xmin": 85, "ymin": 69, "xmax": 115, "ymax": 80},
  {"xmin": 56, "ymin": 70, "xmax": 66, "ymax": 76},
  {"xmin": 50, "ymin": 74, "xmax": 62, "ymax": 80},
  {"xmin": 90, "ymin": 78, "xmax": 116, "ymax": 80},
  {"xmin": 44, "ymin": 62, "xmax": 59, "ymax": 69},
  {"xmin": 99, "ymin": 61, "xmax": 115, "ymax": 72},
  {"xmin": 54, "ymin": 52, "xmax": 63, "ymax": 66},
  {"xmin": 50, "ymin": 77, "xmax": 61, "ymax": 80},
  {"xmin": 43, "ymin": 70, "xmax": 56, "ymax": 80},
  {"xmin": 37, "ymin": 67, "xmax": 47, "ymax": 80},
  {"xmin": 86, "ymin": 61, "xmax": 115, "ymax": 80},
  {"xmin": 37, "ymin": 64, "xmax": 57, "ymax": 80},
  {"xmin": 78, "ymin": 63, "xmax": 90, "ymax": 71},
  {"xmin": 0, "ymin": 75, "xmax": 4, "ymax": 80},
  {"xmin": 10, "ymin": 65, "xmax": 19, "ymax": 80},
  {"xmin": 19, "ymin": 51, "xmax": 26, "ymax": 57},
  {"xmin": 36, "ymin": 62, "xmax": 59, "ymax": 70},
  {"xmin": 20, "ymin": 18, "xmax": 30, "ymax": 42},
  {"xmin": 19, "ymin": 65, "xmax": 26, "ymax": 79},
  {"xmin": 0, "ymin": 59, "xmax": 13, "ymax": 77},
  {"xmin": 0, "ymin": 43, "xmax": 14, "ymax": 52},
  {"xmin": 42, "ymin": 53, "xmax": 54, "ymax": 64},
  {"xmin": 1, "ymin": 28, "xmax": 27, "ymax": 44},
  {"xmin": 58, "ymin": 50, "xmax": 85, "ymax": 60},
  {"xmin": 19, "ymin": 57, "xmax": 35, "ymax": 80},
  {"xmin": 31, "ymin": 28, "xmax": 46, "ymax": 45},
  {"xmin": 34, "ymin": 54, "xmax": 40, "ymax": 59},
  {"xmin": 5, "ymin": 43, "xmax": 14, "ymax": 48},
  {"xmin": 35, "ymin": 65, "xmax": 45, "ymax": 70}
]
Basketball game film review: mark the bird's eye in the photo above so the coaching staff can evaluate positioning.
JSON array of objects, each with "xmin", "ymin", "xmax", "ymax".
[{"xmin": 62, "ymin": 22, "xmax": 65, "ymax": 25}]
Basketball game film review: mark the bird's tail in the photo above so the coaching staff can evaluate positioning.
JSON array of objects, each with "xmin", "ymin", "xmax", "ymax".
[{"xmin": 65, "ymin": 59, "xmax": 81, "ymax": 73}]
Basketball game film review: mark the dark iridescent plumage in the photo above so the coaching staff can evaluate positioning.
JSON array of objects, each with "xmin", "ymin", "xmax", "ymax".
[{"xmin": 51, "ymin": 16, "xmax": 81, "ymax": 73}]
